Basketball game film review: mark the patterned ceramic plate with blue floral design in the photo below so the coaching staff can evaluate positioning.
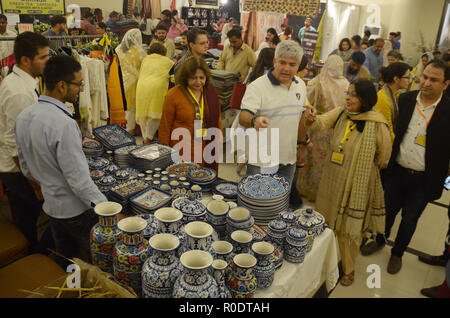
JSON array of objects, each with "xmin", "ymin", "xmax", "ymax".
[
  {"xmin": 93, "ymin": 124, "xmax": 136, "ymax": 150},
  {"xmin": 213, "ymin": 181, "xmax": 238, "ymax": 199},
  {"xmin": 172, "ymin": 197, "xmax": 206, "ymax": 215},
  {"xmin": 238, "ymin": 174, "xmax": 290, "ymax": 201},
  {"xmin": 130, "ymin": 188, "xmax": 174, "ymax": 211},
  {"xmin": 88, "ymin": 157, "xmax": 110, "ymax": 170}
]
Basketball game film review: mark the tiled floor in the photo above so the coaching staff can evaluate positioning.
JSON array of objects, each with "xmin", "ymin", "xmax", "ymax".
[{"xmin": 1, "ymin": 161, "xmax": 448, "ymax": 298}]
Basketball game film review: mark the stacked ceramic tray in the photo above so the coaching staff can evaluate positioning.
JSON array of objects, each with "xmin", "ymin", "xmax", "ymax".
[
  {"xmin": 186, "ymin": 166, "xmax": 217, "ymax": 192},
  {"xmin": 93, "ymin": 124, "xmax": 136, "ymax": 151},
  {"xmin": 165, "ymin": 161, "xmax": 200, "ymax": 177},
  {"xmin": 82, "ymin": 137, "xmax": 104, "ymax": 158},
  {"xmin": 87, "ymin": 157, "xmax": 110, "ymax": 171},
  {"xmin": 237, "ymin": 174, "xmax": 291, "ymax": 228},
  {"xmin": 129, "ymin": 187, "xmax": 174, "ymax": 215},
  {"xmin": 107, "ymin": 179, "xmax": 150, "ymax": 215},
  {"xmin": 212, "ymin": 180, "xmax": 238, "ymax": 201},
  {"xmin": 113, "ymin": 167, "xmax": 141, "ymax": 183},
  {"xmin": 114, "ymin": 145, "xmax": 140, "ymax": 168},
  {"xmin": 128, "ymin": 142, "xmax": 177, "ymax": 172}
]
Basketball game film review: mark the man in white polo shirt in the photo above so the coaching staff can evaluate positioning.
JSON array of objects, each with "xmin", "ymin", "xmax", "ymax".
[{"xmin": 238, "ymin": 40, "xmax": 312, "ymax": 192}]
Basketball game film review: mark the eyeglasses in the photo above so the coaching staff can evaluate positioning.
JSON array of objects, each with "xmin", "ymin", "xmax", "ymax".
[{"xmin": 66, "ymin": 80, "xmax": 84, "ymax": 88}]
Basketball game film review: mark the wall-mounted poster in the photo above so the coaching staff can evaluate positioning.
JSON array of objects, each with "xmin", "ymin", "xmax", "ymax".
[
  {"xmin": 437, "ymin": 0, "xmax": 450, "ymax": 50},
  {"xmin": 194, "ymin": 0, "xmax": 220, "ymax": 9},
  {"xmin": 0, "ymin": 0, "xmax": 65, "ymax": 15}
]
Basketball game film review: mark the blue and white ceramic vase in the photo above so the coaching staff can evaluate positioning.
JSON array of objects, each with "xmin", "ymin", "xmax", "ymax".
[
  {"xmin": 212, "ymin": 240, "xmax": 234, "ymax": 283},
  {"xmin": 154, "ymin": 207, "xmax": 185, "ymax": 256},
  {"xmin": 206, "ymin": 200, "xmax": 230, "ymax": 240},
  {"xmin": 228, "ymin": 253, "xmax": 258, "ymax": 298},
  {"xmin": 226, "ymin": 207, "xmax": 254, "ymax": 239},
  {"xmin": 181, "ymin": 221, "xmax": 216, "ymax": 259},
  {"xmin": 113, "ymin": 217, "xmax": 150, "ymax": 296},
  {"xmin": 212, "ymin": 259, "xmax": 232, "ymax": 298},
  {"xmin": 230, "ymin": 230, "xmax": 253, "ymax": 255},
  {"xmin": 90, "ymin": 202, "xmax": 122, "ymax": 274},
  {"xmin": 284, "ymin": 226, "xmax": 309, "ymax": 264},
  {"xmin": 251, "ymin": 242, "xmax": 275, "ymax": 289},
  {"xmin": 172, "ymin": 250, "xmax": 220, "ymax": 298},
  {"xmin": 296, "ymin": 208, "xmax": 326, "ymax": 239},
  {"xmin": 142, "ymin": 233, "xmax": 181, "ymax": 298},
  {"xmin": 266, "ymin": 219, "xmax": 288, "ymax": 270}
]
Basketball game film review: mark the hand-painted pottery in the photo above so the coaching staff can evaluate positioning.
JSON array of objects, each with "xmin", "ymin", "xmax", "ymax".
[
  {"xmin": 172, "ymin": 197, "xmax": 206, "ymax": 224},
  {"xmin": 251, "ymin": 242, "xmax": 275, "ymax": 289},
  {"xmin": 93, "ymin": 124, "xmax": 136, "ymax": 150},
  {"xmin": 280, "ymin": 210, "xmax": 298, "ymax": 227},
  {"xmin": 90, "ymin": 169, "xmax": 105, "ymax": 181},
  {"xmin": 230, "ymin": 230, "xmax": 253, "ymax": 255},
  {"xmin": 296, "ymin": 208, "xmax": 326, "ymax": 239},
  {"xmin": 206, "ymin": 200, "xmax": 229, "ymax": 239},
  {"xmin": 142, "ymin": 233, "xmax": 181, "ymax": 298},
  {"xmin": 173, "ymin": 250, "xmax": 219, "ymax": 298},
  {"xmin": 104, "ymin": 163, "xmax": 120, "ymax": 175},
  {"xmin": 181, "ymin": 221, "xmax": 216, "ymax": 259},
  {"xmin": 190, "ymin": 185, "xmax": 202, "ymax": 200},
  {"xmin": 88, "ymin": 157, "xmax": 110, "ymax": 170},
  {"xmin": 238, "ymin": 173, "xmax": 290, "ymax": 200},
  {"xmin": 228, "ymin": 253, "xmax": 257, "ymax": 298},
  {"xmin": 212, "ymin": 259, "xmax": 232, "ymax": 298},
  {"xmin": 90, "ymin": 202, "xmax": 122, "ymax": 274},
  {"xmin": 266, "ymin": 219, "xmax": 288, "ymax": 270},
  {"xmin": 136, "ymin": 214, "xmax": 157, "ymax": 241},
  {"xmin": 284, "ymin": 226, "xmax": 308, "ymax": 264},
  {"xmin": 213, "ymin": 181, "xmax": 238, "ymax": 200},
  {"xmin": 113, "ymin": 217, "xmax": 150, "ymax": 296},
  {"xmin": 166, "ymin": 162, "xmax": 200, "ymax": 177},
  {"xmin": 212, "ymin": 241, "xmax": 234, "ymax": 283}
]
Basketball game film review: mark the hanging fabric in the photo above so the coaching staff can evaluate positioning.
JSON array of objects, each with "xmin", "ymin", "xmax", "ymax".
[{"xmin": 107, "ymin": 55, "xmax": 127, "ymax": 126}]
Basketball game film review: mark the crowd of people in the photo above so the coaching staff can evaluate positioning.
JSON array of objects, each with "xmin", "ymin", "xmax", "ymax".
[{"xmin": 0, "ymin": 9, "xmax": 449, "ymax": 297}]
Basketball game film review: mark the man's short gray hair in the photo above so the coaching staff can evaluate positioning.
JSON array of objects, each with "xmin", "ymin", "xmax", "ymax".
[{"xmin": 274, "ymin": 40, "xmax": 304, "ymax": 62}]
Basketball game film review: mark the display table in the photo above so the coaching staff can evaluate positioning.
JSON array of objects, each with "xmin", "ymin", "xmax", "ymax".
[{"xmin": 254, "ymin": 228, "xmax": 339, "ymax": 298}]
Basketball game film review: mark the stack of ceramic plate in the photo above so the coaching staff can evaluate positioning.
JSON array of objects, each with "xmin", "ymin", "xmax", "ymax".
[
  {"xmin": 237, "ymin": 174, "xmax": 291, "ymax": 228},
  {"xmin": 93, "ymin": 124, "xmax": 136, "ymax": 151},
  {"xmin": 107, "ymin": 179, "xmax": 150, "ymax": 215},
  {"xmin": 212, "ymin": 180, "xmax": 238, "ymax": 201},
  {"xmin": 114, "ymin": 145, "xmax": 140, "ymax": 167},
  {"xmin": 96, "ymin": 175, "xmax": 117, "ymax": 194},
  {"xmin": 186, "ymin": 167, "xmax": 217, "ymax": 192},
  {"xmin": 128, "ymin": 142, "xmax": 177, "ymax": 172},
  {"xmin": 114, "ymin": 167, "xmax": 141, "ymax": 183},
  {"xmin": 165, "ymin": 161, "xmax": 200, "ymax": 177},
  {"xmin": 87, "ymin": 157, "xmax": 110, "ymax": 171},
  {"xmin": 129, "ymin": 188, "xmax": 174, "ymax": 215},
  {"xmin": 82, "ymin": 137, "xmax": 104, "ymax": 158}
]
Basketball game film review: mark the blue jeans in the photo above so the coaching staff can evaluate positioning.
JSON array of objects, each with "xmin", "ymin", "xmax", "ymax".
[
  {"xmin": 246, "ymin": 164, "xmax": 297, "ymax": 192},
  {"xmin": 49, "ymin": 209, "xmax": 98, "ymax": 269}
]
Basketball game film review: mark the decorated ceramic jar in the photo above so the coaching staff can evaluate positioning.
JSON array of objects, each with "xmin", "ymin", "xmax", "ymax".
[
  {"xmin": 190, "ymin": 184, "xmax": 202, "ymax": 200},
  {"xmin": 230, "ymin": 230, "xmax": 253, "ymax": 255},
  {"xmin": 173, "ymin": 250, "xmax": 219, "ymax": 298},
  {"xmin": 172, "ymin": 197, "xmax": 207, "ymax": 224},
  {"xmin": 280, "ymin": 210, "xmax": 299, "ymax": 227},
  {"xmin": 136, "ymin": 214, "xmax": 157, "ymax": 241},
  {"xmin": 284, "ymin": 226, "xmax": 309, "ymax": 264},
  {"xmin": 266, "ymin": 218, "xmax": 288, "ymax": 270},
  {"xmin": 212, "ymin": 240, "xmax": 234, "ymax": 283},
  {"xmin": 206, "ymin": 200, "xmax": 229, "ymax": 240},
  {"xmin": 212, "ymin": 259, "xmax": 232, "ymax": 298},
  {"xmin": 228, "ymin": 253, "xmax": 258, "ymax": 298},
  {"xmin": 104, "ymin": 163, "xmax": 120, "ymax": 175},
  {"xmin": 142, "ymin": 233, "xmax": 181, "ymax": 298},
  {"xmin": 251, "ymin": 242, "xmax": 275, "ymax": 289},
  {"xmin": 296, "ymin": 208, "xmax": 326, "ymax": 239},
  {"xmin": 226, "ymin": 207, "xmax": 254, "ymax": 237},
  {"xmin": 154, "ymin": 207, "xmax": 185, "ymax": 253},
  {"xmin": 181, "ymin": 221, "xmax": 216, "ymax": 259},
  {"xmin": 113, "ymin": 217, "xmax": 150, "ymax": 296},
  {"xmin": 90, "ymin": 202, "xmax": 122, "ymax": 274}
]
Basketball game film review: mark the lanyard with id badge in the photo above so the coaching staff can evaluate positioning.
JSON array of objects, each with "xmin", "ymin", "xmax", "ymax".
[
  {"xmin": 187, "ymin": 87, "xmax": 207, "ymax": 139},
  {"xmin": 414, "ymin": 98, "xmax": 439, "ymax": 148},
  {"xmin": 330, "ymin": 120, "xmax": 356, "ymax": 166}
]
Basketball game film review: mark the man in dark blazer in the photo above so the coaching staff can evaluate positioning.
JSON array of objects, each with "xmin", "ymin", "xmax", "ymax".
[{"xmin": 361, "ymin": 59, "xmax": 450, "ymax": 274}]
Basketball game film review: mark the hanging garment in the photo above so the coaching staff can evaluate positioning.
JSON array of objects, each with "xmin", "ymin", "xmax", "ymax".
[{"xmin": 107, "ymin": 55, "xmax": 127, "ymax": 126}]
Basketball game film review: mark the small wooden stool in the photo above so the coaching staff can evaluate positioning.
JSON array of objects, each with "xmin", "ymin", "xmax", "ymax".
[
  {"xmin": 0, "ymin": 222, "xmax": 29, "ymax": 267},
  {"xmin": 0, "ymin": 254, "xmax": 65, "ymax": 298}
]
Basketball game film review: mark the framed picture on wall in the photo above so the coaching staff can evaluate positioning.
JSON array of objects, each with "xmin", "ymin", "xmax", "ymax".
[
  {"xmin": 436, "ymin": 0, "xmax": 450, "ymax": 50},
  {"xmin": 194, "ymin": 0, "xmax": 220, "ymax": 9}
]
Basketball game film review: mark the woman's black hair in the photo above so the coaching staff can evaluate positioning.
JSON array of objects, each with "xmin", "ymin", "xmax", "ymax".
[
  {"xmin": 379, "ymin": 62, "xmax": 410, "ymax": 83},
  {"xmin": 267, "ymin": 28, "xmax": 280, "ymax": 45},
  {"xmin": 338, "ymin": 38, "xmax": 351, "ymax": 51},
  {"xmin": 298, "ymin": 54, "xmax": 309, "ymax": 72},
  {"xmin": 247, "ymin": 48, "xmax": 275, "ymax": 83},
  {"xmin": 351, "ymin": 35, "xmax": 362, "ymax": 47},
  {"xmin": 352, "ymin": 79, "xmax": 378, "ymax": 132}
]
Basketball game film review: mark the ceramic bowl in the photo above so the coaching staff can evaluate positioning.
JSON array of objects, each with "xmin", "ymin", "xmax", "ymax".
[
  {"xmin": 206, "ymin": 200, "xmax": 230, "ymax": 226},
  {"xmin": 226, "ymin": 207, "xmax": 252, "ymax": 228}
]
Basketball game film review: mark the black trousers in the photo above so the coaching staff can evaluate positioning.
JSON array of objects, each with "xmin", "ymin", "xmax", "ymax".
[
  {"xmin": 0, "ymin": 172, "xmax": 53, "ymax": 253},
  {"xmin": 384, "ymin": 164, "xmax": 429, "ymax": 257}
]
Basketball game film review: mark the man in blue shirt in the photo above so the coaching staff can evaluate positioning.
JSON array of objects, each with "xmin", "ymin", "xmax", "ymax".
[
  {"xmin": 106, "ymin": 11, "xmax": 120, "ymax": 34},
  {"xmin": 363, "ymin": 38, "xmax": 385, "ymax": 84},
  {"xmin": 15, "ymin": 56, "xmax": 107, "ymax": 269}
]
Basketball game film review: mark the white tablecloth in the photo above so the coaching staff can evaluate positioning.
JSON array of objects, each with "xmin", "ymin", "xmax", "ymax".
[{"xmin": 254, "ymin": 228, "xmax": 339, "ymax": 298}]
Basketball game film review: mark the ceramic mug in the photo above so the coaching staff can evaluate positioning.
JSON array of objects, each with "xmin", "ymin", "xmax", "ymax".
[
  {"xmin": 191, "ymin": 184, "xmax": 202, "ymax": 200},
  {"xmin": 212, "ymin": 240, "xmax": 234, "ymax": 263},
  {"xmin": 206, "ymin": 200, "xmax": 230, "ymax": 226}
]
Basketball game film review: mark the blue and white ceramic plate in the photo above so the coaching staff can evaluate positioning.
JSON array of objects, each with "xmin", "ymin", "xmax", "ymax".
[
  {"xmin": 88, "ymin": 157, "xmax": 110, "ymax": 170},
  {"xmin": 172, "ymin": 197, "xmax": 206, "ymax": 215},
  {"xmin": 213, "ymin": 181, "xmax": 238, "ymax": 199},
  {"xmin": 238, "ymin": 174, "xmax": 290, "ymax": 201},
  {"xmin": 130, "ymin": 188, "xmax": 174, "ymax": 211},
  {"xmin": 93, "ymin": 124, "xmax": 136, "ymax": 150}
]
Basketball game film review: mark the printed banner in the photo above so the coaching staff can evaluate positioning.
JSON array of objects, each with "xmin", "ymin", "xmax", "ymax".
[
  {"xmin": 244, "ymin": 0, "xmax": 320, "ymax": 18},
  {"xmin": 0, "ymin": 0, "xmax": 65, "ymax": 15},
  {"xmin": 301, "ymin": 31, "xmax": 319, "ymax": 79}
]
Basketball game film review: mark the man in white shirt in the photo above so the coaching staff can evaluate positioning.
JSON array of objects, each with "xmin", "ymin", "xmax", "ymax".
[
  {"xmin": 238, "ymin": 40, "xmax": 313, "ymax": 193},
  {"xmin": 0, "ymin": 32, "xmax": 50, "ymax": 254},
  {"xmin": 0, "ymin": 14, "xmax": 17, "ymax": 61}
]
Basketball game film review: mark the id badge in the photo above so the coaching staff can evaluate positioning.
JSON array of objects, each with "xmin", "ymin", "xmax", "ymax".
[
  {"xmin": 195, "ymin": 128, "xmax": 207, "ymax": 139},
  {"xmin": 414, "ymin": 134, "xmax": 426, "ymax": 147},
  {"xmin": 330, "ymin": 151, "xmax": 345, "ymax": 166}
]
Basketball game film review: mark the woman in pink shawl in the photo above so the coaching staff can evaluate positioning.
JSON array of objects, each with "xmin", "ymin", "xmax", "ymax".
[
  {"xmin": 297, "ymin": 55, "xmax": 350, "ymax": 202},
  {"xmin": 167, "ymin": 16, "xmax": 188, "ymax": 41}
]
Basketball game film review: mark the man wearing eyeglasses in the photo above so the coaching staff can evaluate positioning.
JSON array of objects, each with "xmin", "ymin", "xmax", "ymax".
[
  {"xmin": 14, "ymin": 56, "xmax": 107, "ymax": 269},
  {"xmin": 174, "ymin": 28, "xmax": 210, "ymax": 76}
]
